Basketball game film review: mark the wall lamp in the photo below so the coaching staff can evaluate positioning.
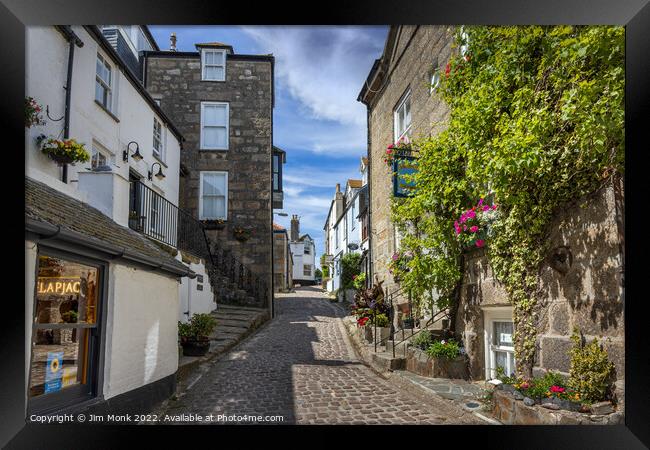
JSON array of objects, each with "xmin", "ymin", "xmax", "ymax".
[
  {"xmin": 274, "ymin": 212, "xmax": 288, "ymax": 217},
  {"xmin": 148, "ymin": 162, "xmax": 165, "ymax": 181},
  {"xmin": 123, "ymin": 141, "xmax": 143, "ymax": 162}
]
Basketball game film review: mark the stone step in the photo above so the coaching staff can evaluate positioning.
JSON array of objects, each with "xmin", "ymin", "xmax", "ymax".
[{"xmin": 371, "ymin": 351, "xmax": 406, "ymax": 372}]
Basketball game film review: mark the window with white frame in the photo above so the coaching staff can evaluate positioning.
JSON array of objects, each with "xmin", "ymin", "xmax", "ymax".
[
  {"xmin": 153, "ymin": 117, "xmax": 163, "ymax": 160},
  {"xmin": 303, "ymin": 264, "xmax": 312, "ymax": 277},
  {"xmin": 200, "ymin": 102, "xmax": 229, "ymax": 150},
  {"xmin": 95, "ymin": 53, "xmax": 113, "ymax": 111},
  {"xmin": 199, "ymin": 171, "xmax": 228, "ymax": 219},
  {"xmin": 304, "ymin": 242, "xmax": 311, "ymax": 255},
  {"xmin": 201, "ymin": 49, "xmax": 226, "ymax": 81},
  {"xmin": 484, "ymin": 309, "xmax": 516, "ymax": 380},
  {"xmin": 91, "ymin": 141, "xmax": 111, "ymax": 169},
  {"xmin": 394, "ymin": 90, "xmax": 412, "ymax": 142}
]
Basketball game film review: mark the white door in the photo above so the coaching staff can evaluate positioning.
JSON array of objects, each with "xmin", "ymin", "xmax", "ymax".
[{"xmin": 483, "ymin": 308, "xmax": 516, "ymax": 380}]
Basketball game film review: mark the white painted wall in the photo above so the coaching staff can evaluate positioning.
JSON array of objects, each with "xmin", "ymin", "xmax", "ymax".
[
  {"xmin": 26, "ymin": 26, "xmax": 181, "ymax": 220},
  {"xmin": 103, "ymin": 263, "xmax": 180, "ymax": 400},
  {"xmin": 290, "ymin": 238, "xmax": 315, "ymax": 282},
  {"xmin": 177, "ymin": 254, "xmax": 215, "ymax": 323}
]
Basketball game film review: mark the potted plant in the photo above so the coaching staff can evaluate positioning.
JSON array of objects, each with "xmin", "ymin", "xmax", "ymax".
[
  {"xmin": 401, "ymin": 312, "xmax": 414, "ymax": 329},
  {"xmin": 38, "ymin": 136, "xmax": 90, "ymax": 166},
  {"xmin": 25, "ymin": 96, "xmax": 46, "ymax": 128},
  {"xmin": 233, "ymin": 226, "xmax": 251, "ymax": 242},
  {"xmin": 178, "ymin": 313, "xmax": 217, "ymax": 357},
  {"xmin": 454, "ymin": 198, "xmax": 499, "ymax": 249},
  {"xmin": 201, "ymin": 218, "xmax": 226, "ymax": 230},
  {"xmin": 383, "ymin": 135, "xmax": 414, "ymax": 168}
]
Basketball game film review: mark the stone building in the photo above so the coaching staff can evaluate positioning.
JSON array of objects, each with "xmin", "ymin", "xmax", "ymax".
[
  {"xmin": 358, "ymin": 25, "xmax": 625, "ymax": 393},
  {"xmin": 142, "ymin": 39, "xmax": 277, "ymax": 309},
  {"xmin": 273, "ymin": 223, "xmax": 293, "ymax": 292}
]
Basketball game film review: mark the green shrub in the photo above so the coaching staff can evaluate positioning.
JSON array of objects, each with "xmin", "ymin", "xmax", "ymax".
[
  {"xmin": 568, "ymin": 328, "xmax": 615, "ymax": 403},
  {"xmin": 373, "ymin": 313, "xmax": 389, "ymax": 328},
  {"xmin": 178, "ymin": 313, "xmax": 217, "ymax": 341},
  {"xmin": 426, "ymin": 339, "xmax": 461, "ymax": 359},
  {"xmin": 411, "ymin": 330, "xmax": 433, "ymax": 350},
  {"xmin": 340, "ymin": 253, "xmax": 362, "ymax": 289}
]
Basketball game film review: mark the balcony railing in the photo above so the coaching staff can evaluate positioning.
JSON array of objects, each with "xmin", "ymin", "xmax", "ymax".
[{"xmin": 128, "ymin": 180, "xmax": 269, "ymax": 307}]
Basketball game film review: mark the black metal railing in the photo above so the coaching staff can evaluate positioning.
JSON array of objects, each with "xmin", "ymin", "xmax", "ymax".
[
  {"xmin": 374, "ymin": 287, "xmax": 449, "ymax": 359},
  {"xmin": 129, "ymin": 180, "xmax": 269, "ymax": 307},
  {"xmin": 129, "ymin": 180, "xmax": 178, "ymax": 248}
]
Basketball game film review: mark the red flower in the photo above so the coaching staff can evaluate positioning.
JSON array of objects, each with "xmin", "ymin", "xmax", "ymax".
[
  {"xmin": 445, "ymin": 62, "xmax": 451, "ymax": 78},
  {"xmin": 357, "ymin": 317, "xmax": 370, "ymax": 327},
  {"xmin": 550, "ymin": 385, "xmax": 565, "ymax": 393}
]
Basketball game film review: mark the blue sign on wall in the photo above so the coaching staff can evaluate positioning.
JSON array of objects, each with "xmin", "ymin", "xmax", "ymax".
[
  {"xmin": 44, "ymin": 351, "xmax": 64, "ymax": 394},
  {"xmin": 393, "ymin": 156, "xmax": 417, "ymax": 198}
]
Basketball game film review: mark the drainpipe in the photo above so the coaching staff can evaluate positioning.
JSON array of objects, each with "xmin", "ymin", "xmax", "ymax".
[
  {"xmin": 366, "ymin": 104, "xmax": 373, "ymax": 284},
  {"xmin": 56, "ymin": 26, "xmax": 84, "ymax": 183}
]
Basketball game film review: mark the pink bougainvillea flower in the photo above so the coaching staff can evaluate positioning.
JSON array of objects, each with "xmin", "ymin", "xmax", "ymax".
[
  {"xmin": 475, "ymin": 239, "xmax": 485, "ymax": 248},
  {"xmin": 467, "ymin": 210, "xmax": 476, "ymax": 219},
  {"xmin": 482, "ymin": 205, "xmax": 491, "ymax": 211},
  {"xmin": 478, "ymin": 198, "xmax": 484, "ymax": 207},
  {"xmin": 470, "ymin": 226, "xmax": 479, "ymax": 233},
  {"xmin": 463, "ymin": 225, "xmax": 467, "ymax": 231}
]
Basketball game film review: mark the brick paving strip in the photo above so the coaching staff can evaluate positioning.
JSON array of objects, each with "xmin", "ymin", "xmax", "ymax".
[{"xmin": 149, "ymin": 287, "xmax": 485, "ymax": 425}]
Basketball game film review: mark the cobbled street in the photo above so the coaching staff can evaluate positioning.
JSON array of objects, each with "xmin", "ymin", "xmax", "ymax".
[{"xmin": 161, "ymin": 287, "xmax": 482, "ymax": 425}]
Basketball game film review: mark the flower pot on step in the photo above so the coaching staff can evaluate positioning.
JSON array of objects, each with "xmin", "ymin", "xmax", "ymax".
[{"xmin": 181, "ymin": 338, "xmax": 211, "ymax": 357}]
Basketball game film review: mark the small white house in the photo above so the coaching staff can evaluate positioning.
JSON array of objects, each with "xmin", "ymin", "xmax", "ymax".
[
  {"xmin": 24, "ymin": 25, "xmax": 212, "ymax": 418},
  {"xmin": 289, "ymin": 216, "xmax": 316, "ymax": 285}
]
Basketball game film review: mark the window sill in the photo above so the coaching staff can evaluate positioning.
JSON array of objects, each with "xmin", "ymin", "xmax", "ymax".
[
  {"xmin": 94, "ymin": 99, "xmax": 120, "ymax": 123},
  {"xmin": 200, "ymin": 79, "xmax": 227, "ymax": 82},
  {"xmin": 199, "ymin": 148, "xmax": 229, "ymax": 152}
]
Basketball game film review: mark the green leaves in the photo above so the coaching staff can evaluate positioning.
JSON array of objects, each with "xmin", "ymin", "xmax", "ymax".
[{"xmin": 391, "ymin": 25, "xmax": 624, "ymax": 378}]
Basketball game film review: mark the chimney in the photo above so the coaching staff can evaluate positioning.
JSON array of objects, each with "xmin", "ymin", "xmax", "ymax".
[
  {"xmin": 290, "ymin": 215, "xmax": 300, "ymax": 241},
  {"xmin": 335, "ymin": 183, "xmax": 344, "ymax": 220},
  {"xmin": 170, "ymin": 33, "xmax": 177, "ymax": 52}
]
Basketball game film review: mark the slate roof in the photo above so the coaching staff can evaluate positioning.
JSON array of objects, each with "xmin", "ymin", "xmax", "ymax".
[{"xmin": 25, "ymin": 176, "xmax": 190, "ymax": 275}]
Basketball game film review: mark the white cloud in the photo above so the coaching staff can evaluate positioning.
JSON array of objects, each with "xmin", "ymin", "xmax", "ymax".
[{"xmin": 241, "ymin": 26, "xmax": 386, "ymax": 127}]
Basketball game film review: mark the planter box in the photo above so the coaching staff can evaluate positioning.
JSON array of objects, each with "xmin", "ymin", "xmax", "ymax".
[
  {"xmin": 405, "ymin": 347, "xmax": 470, "ymax": 380},
  {"xmin": 492, "ymin": 389, "xmax": 623, "ymax": 425}
]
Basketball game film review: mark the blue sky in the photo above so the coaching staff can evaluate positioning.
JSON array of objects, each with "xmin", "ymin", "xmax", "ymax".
[{"xmin": 149, "ymin": 26, "xmax": 388, "ymax": 267}]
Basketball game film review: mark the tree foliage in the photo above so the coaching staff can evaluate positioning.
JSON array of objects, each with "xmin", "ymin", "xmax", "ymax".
[{"xmin": 391, "ymin": 26, "xmax": 624, "ymax": 377}]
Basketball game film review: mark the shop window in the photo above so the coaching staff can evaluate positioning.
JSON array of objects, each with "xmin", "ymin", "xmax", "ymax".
[{"xmin": 28, "ymin": 253, "xmax": 103, "ymax": 412}]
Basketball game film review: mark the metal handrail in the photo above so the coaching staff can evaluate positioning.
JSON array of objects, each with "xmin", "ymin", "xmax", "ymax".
[{"xmin": 373, "ymin": 287, "xmax": 450, "ymax": 359}]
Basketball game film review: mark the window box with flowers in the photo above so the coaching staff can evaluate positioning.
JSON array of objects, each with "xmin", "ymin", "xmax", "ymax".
[
  {"xmin": 201, "ymin": 218, "xmax": 226, "ymax": 230},
  {"xmin": 38, "ymin": 136, "xmax": 90, "ymax": 166}
]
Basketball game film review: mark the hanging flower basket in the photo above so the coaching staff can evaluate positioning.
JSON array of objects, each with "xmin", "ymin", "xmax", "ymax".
[
  {"xmin": 201, "ymin": 219, "xmax": 226, "ymax": 230},
  {"xmin": 454, "ymin": 198, "xmax": 499, "ymax": 249},
  {"xmin": 233, "ymin": 226, "xmax": 251, "ymax": 242},
  {"xmin": 388, "ymin": 250, "xmax": 413, "ymax": 283},
  {"xmin": 384, "ymin": 136, "xmax": 414, "ymax": 168},
  {"xmin": 25, "ymin": 96, "xmax": 45, "ymax": 128},
  {"xmin": 39, "ymin": 137, "xmax": 90, "ymax": 166}
]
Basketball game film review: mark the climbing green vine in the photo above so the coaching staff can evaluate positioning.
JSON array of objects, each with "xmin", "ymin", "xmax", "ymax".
[{"xmin": 390, "ymin": 26, "xmax": 624, "ymax": 378}]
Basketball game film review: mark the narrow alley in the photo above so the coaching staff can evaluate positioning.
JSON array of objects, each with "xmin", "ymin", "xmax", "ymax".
[{"xmin": 160, "ymin": 287, "xmax": 481, "ymax": 425}]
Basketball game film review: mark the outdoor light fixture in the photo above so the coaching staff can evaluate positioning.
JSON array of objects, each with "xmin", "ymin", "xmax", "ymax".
[
  {"xmin": 274, "ymin": 212, "xmax": 289, "ymax": 217},
  {"xmin": 347, "ymin": 243, "xmax": 359, "ymax": 251},
  {"xmin": 148, "ymin": 162, "xmax": 165, "ymax": 181},
  {"xmin": 123, "ymin": 141, "xmax": 143, "ymax": 162}
]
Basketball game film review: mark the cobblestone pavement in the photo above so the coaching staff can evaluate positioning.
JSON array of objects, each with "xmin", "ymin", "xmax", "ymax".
[{"xmin": 161, "ymin": 287, "xmax": 482, "ymax": 425}]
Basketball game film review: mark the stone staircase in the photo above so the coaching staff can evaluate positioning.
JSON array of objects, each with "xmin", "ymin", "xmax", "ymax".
[{"xmin": 208, "ymin": 270, "xmax": 260, "ymax": 307}]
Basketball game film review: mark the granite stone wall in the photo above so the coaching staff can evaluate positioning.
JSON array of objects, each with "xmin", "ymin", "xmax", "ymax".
[
  {"xmin": 367, "ymin": 26, "xmax": 455, "ymax": 301},
  {"xmin": 455, "ymin": 181, "xmax": 625, "ymax": 385},
  {"xmin": 145, "ymin": 53, "xmax": 273, "ymax": 305}
]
